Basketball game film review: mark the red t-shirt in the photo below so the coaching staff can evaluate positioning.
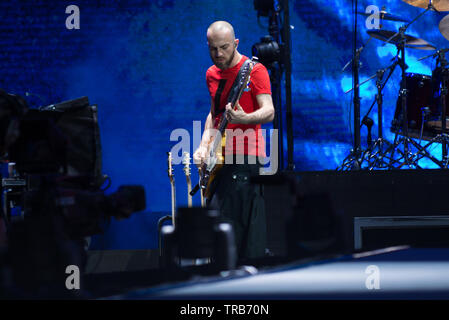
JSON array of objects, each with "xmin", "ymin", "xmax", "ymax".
[{"xmin": 206, "ymin": 55, "xmax": 271, "ymax": 157}]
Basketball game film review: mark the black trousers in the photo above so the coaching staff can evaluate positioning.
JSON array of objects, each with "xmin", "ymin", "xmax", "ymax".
[{"xmin": 208, "ymin": 156, "xmax": 267, "ymax": 261}]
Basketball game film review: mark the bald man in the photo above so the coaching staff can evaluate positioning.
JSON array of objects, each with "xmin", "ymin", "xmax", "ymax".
[{"xmin": 193, "ymin": 21, "xmax": 275, "ymax": 261}]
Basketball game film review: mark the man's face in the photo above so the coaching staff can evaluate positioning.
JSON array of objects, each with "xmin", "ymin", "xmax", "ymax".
[{"xmin": 207, "ymin": 31, "xmax": 238, "ymax": 70}]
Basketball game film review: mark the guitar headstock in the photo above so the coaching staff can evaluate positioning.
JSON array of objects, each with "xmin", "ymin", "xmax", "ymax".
[
  {"xmin": 182, "ymin": 152, "xmax": 191, "ymax": 178},
  {"xmin": 167, "ymin": 151, "xmax": 174, "ymax": 182},
  {"xmin": 240, "ymin": 58, "xmax": 256, "ymax": 92}
]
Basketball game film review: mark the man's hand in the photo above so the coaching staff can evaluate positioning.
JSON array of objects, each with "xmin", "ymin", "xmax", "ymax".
[
  {"xmin": 193, "ymin": 145, "xmax": 208, "ymax": 168},
  {"xmin": 225, "ymin": 102, "xmax": 248, "ymax": 124}
]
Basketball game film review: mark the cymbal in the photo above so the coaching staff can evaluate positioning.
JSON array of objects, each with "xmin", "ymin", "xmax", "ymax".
[
  {"xmin": 357, "ymin": 11, "xmax": 410, "ymax": 23},
  {"xmin": 367, "ymin": 29, "xmax": 437, "ymax": 50},
  {"xmin": 439, "ymin": 14, "xmax": 449, "ymax": 40},
  {"xmin": 402, "ymin": 0, "xmax": 449, "ymax": 11}
]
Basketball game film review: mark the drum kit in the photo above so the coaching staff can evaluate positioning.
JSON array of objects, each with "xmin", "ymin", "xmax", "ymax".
[{"xmin": 339, "ymin": 0, "xmax": 449, "ymax": 170}]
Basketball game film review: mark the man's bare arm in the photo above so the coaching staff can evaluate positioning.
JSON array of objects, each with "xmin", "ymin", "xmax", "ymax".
[
  {"xmin": 193, "ymin": 99, "xmax": 216, "ymax": 166},
  {"xmin": 199, "ymin": 112, "xmax": 214, "ymax": 148},
  {"xmin": 225, "ymin": 93, "xmax": 275, "ymax": 125}
]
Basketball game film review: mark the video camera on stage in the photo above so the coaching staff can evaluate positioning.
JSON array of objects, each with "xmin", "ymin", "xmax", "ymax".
[
  {"xmin": 0, "ymin": 89, "xmax": 145, "ymax": 231},
  {"xmin": 0, "ymin": 89, "xmax": 145, "ymax": 296}
]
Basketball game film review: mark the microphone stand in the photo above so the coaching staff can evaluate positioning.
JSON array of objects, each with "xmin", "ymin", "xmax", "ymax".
[
  {"xmin": 358, "ymin": 57, "xmax": 399, "ymax": 169},
  {"xmin": 338, "ymin": 34, "xmax": 371, "ymax": 170},
  {"xmin": 342, "ymin": 37, "xmax": 373, "ymax": 74}
]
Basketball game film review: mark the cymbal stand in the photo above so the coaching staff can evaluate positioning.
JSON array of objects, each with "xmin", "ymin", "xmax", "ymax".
[
  {"xmin": 338, "ymin": 39, "xmax": 373, "ymax": 171},
  {"xmin": 385, "ymin": 1, "xmax": 436, "ymax": 169},
  {"xmin": 437, "ymin": 49, "xmax": 449, "ymax": 166},
  {"xmin": 386, "ymin": 28, "xmax": 421, "ymax": 169},
  {"xmin": 359, "ymin": 58, "xmax": 399, "ymax": 169},
  {"xmin": 414, "ymin": 50, "xmax": 449, "ymax": 168},
  {"xmin": 383, "ymin": 1, "xmax": 439, "ymax": 47}
]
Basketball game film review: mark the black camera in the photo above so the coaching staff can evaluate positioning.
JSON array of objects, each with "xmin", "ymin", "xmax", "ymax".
[
  {"xmin": 0, "ymin": 90, "xmax": 145, "ymax": 297},
  {"xmin": 252, "ymin": 35, "xmax": 281, "ymax": 67}
]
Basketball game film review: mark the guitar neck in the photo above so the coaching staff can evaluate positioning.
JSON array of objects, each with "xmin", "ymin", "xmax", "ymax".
[
  {"xmin": 170, "ymin": 179, "xmax": 176, "ymax": 227},
  {"xmin": 167, "ymin": 152, "xmax": 176, "ymax": 227},
  {"xmin": 216, "ymin": 61, "xmax": 250, "ymax": 136},
  {"xmin": 212, "ymin": 86, "xmax": 246, "ymax": 153},
  {"xmin": 186, "ymin": 176, "xmax": 192, "ymax": 208},
  {"xmin": 198, "ymin": 168, "xmax": 205, "ymax": 208}
]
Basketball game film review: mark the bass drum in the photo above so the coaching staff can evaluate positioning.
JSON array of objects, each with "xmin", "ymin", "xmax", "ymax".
[
  {"xmin": 427, "ymin": 66, "xmax": 449, "ymax": 131},
  {"xmin": 392, "ymin": 73, "xmax": 436, "ymax": 139}
]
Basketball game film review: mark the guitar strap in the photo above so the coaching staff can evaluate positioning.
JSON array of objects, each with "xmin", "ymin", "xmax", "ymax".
[
  {"xmin": 214, "ymin": 58, "xmax": 253, "ymax": 116},
  {"xmin": 214, "ymin": 80, "xmax": 227, "ymax": 117}
]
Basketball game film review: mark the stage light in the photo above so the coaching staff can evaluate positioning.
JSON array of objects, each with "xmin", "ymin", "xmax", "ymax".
[{"xmin": 252, "ymin": 35, "xmax": 281, "ymax": 67}]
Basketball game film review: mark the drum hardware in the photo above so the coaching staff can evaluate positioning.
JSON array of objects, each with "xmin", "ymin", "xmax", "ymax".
[
  {"xmin": 342, "ymin": 36, "xmax": 373, "ymax": 74},
  {"xmin": 391, "ymin": 73, "xmax": 437, "ymax": 140},
  {"xmin": 336, "ymin": 0, "xmax": 366, "ymax": 171},
  {"xmin": 342, "ymin": 56, "xmax": 400, "ymax": 170},
  {"xmin": 377, "ymin": 3, "xmax": 437, "ymax": 168},
  {"xmin": 362, "ymin": 116, "xmax": 374, "ymax": 148},
  {"xmin": 419, "ymin": 107, "xmax": 432, "ymax": 144},
  {"xmin": 372, "ymin": 11, "xmax": 436, "ymax": 168},
  {"xmin": 381, "ymin": 2, "xmax": 438, "ymax": 161},
  {"xmin": 418, "ymin": 48, "xmax": 449, "ymax": 62},
  {"xmin": 405, "ymin": 132, "xmax": 449, "ymax": 167},
  {"xmin": 385, "ymin": 27, "xmax": 416, "ymax": 168},
  {"xmin": 397, "ymin": 108, "xmax": 449, "ymax": 169},
  {"xmin": 414, "ymin": 48, "xmax": 449, "ymax": 167},
  {"xmin": 389, "ymin": 103, "xmax": 447, "ymax": 169},
  {"xmin": 437, "ymin": 50, "xmax": 449, "ymax": 164},
  {"xmin": 339, "ymin": 2, "xmax": 423, "ymax": 171},
  {"xmin": 383, "ymin": 1, "xmax": 440, "ymax": 48},
  {"xmin": 338, "ymin": 33, "xmax": 373, "ymax": 170},
  {"xmin": 339, "ymin": 1, "xmax": 445, "ymax": 170},
  {"xmin": 359, "ymin": 61, "xmax": 399, "ymax": 169}
]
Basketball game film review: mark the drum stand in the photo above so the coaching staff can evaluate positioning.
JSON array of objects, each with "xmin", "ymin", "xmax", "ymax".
[
  {"xmin": 337, "ymin": 0, "xmax": 363, "ymax": 171},
  {"xmin": 385, "ymin": 1, "xmax": 443, "ymax": 168},
  {"xmin": 414, "ymin": 50, "xmax": 449, "ymax": 168},
  {"xmin": 338, "ymin": 42, "xmax": 368, "ymax": 171},
  {"xmin": 439, "ymin": 52, "xmax": 449, "ymax": 166},
  {"xmin": 387, "ymin": 33, "xmax": 418, "ymax": 168},
  {"xmin": 359, "ymin": 59, "xmax": 398, "ymax": 169},
  {"xmin": 339, "ymin": 0, "xmax": 437, "ymax": 170}
]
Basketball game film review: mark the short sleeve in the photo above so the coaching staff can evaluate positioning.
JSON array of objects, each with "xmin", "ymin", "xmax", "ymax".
[
  {"xmin": 206, "ymin": 68, "xmax": 213, "ymax": 97},
  {"xmin": 250, "ymin": 63, "xmax": 271, "ymax": 96}
]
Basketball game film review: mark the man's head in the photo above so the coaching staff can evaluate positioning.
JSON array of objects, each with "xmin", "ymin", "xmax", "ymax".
[{"xmin": 207, "ymin": 21, "xmax": 240, "ymax": 70}]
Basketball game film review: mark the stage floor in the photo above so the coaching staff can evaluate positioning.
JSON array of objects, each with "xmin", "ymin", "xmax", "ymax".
[{"xmin": 110, "ymin": 246, "xmax": 449, "ymax": 299}]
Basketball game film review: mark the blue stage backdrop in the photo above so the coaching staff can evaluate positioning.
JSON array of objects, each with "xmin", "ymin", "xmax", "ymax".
[{"xmin": 1, "ymin": 0, "xmax": 448, "ymax": 249}]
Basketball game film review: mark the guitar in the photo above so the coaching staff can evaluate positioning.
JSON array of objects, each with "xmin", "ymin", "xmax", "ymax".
[
  {"xmin": 199, "ymin": 57, "xmax": 256, "ymax": 199},
  {"xmin": 198, "ymin": 168, "xmax": 205, "ymax": 208},
  {"xmin": 167, "ymin": 152, "xmax": 176, "ymax": 227},
  {"xmin": 182, "ymin": 152, "xmax": 192, "ymax": 208}
]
